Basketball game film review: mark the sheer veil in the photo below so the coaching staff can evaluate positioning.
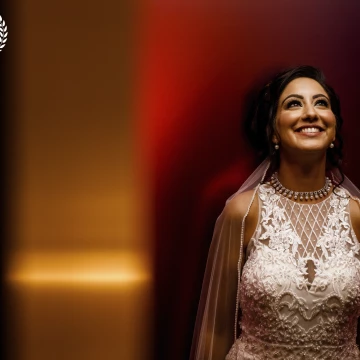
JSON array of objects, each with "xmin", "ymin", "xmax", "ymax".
[{"xmin": 190, "ymin": 157, "xmax": 360, "ymax": 360}]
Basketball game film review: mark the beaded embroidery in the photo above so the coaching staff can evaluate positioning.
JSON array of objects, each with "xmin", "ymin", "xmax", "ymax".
[{"xmin": 226, "ymin": 184, "xmax": 360, "ymax": 360}]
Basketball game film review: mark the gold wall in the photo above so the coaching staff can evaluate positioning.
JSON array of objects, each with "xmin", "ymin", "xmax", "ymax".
[{"xmin": 5, "ymin": 1, "xmax": 152, "ymax": 359}]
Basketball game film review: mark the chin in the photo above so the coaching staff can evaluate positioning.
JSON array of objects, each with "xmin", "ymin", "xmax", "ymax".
[
  {"xmin": 284, "ymin": 144, "xmax": 329, "ymax": 155},
  {"xmin": 295, "ymin": 140, "xmax": 331, "ymax": 152},
  {"xmin": 296, "ymin": 147, "xmax": 329, "ymax": 156}
]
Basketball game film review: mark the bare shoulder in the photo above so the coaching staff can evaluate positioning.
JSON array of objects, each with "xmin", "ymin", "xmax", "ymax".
[
  {"xmin": 349, "ymin": 198, "xmax": 360, "ymax": 242},
  {"xmin": 223, "ymin": 189, "xmax": 259, "ymax": 248},
  {"xmin": 224, "ymin": 190, "xmax": 258, "ymax": 219}
]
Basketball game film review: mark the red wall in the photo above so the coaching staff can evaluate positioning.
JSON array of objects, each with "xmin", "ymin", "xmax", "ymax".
[{"xmin": 139, "ymin": 1, "xmax": 360, "ymax": 359}]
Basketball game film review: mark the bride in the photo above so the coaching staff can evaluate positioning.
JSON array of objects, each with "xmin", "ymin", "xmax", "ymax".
[{"xmin": 190, "ymin": 65, "xmax": 360, "ymax": 359}]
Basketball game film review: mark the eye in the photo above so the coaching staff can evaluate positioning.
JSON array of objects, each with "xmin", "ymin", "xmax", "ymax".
[
  {"xmin": 286, "ymin": 100, "xmax": 302, "ymax": 108},
  {"xmin": 315, "ymin": 99, "xmax": 329, "ymax": 107}
]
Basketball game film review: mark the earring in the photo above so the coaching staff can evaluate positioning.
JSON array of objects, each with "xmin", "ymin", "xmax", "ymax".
[
  {"xmin": 329, "ymin": 143, "xmax": 334, "ymax": 149},
  {"xmin": 274, "ymin": 144, "xmax": 279, "ymax": 150}
]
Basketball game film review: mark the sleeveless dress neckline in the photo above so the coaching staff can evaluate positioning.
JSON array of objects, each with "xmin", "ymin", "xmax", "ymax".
[{"xmin": 226, "ymin": 183, "xmax": 360, "ymax": 360}]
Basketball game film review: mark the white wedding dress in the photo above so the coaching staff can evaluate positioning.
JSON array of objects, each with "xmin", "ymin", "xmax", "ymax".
[{"xmin": 226, "ymin": 184, "xmax": 360, "ymax": 359}]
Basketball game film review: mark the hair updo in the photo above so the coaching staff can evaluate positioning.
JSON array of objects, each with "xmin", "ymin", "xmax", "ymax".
[{"xmin": 246, "ymin": 65, "xmax": 344, "ymax": 183}]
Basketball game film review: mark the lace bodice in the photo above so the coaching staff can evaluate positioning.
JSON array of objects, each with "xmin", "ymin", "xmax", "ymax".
[{"xmin": 226, "ymin": 184, "xmax": 360, "ymax": 360}]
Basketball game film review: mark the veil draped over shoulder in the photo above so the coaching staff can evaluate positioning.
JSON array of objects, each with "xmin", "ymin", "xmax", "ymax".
[{"xmin": 190, "ymin": 157, "xmax": 360, "ymax": 360}]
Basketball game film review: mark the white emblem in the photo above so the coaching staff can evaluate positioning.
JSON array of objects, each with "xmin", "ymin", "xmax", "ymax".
[{"xmin": 0, "ymin": 15, "xmax": 8, "ymax": 51}]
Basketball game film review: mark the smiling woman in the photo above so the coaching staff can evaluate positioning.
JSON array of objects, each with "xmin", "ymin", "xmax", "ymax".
[
  {"xmin": 274, "ymin": 78, "xmax": 336, "ymax": 161},
  {"xmin": 191, "ymin": 65, "xmax": 360, "ymax": 360}
]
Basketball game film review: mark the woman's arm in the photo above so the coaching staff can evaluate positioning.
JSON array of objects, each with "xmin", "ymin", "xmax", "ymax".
[
  {"xmin": 226, "ymin": 190, "xmax": 259, "ymax": 266},
  {"xmin": 349, "ymin": 198, "xmax": 360, "ymax": 243},
  {"xmin": 349, "ymin": 198, "xmax": 360, "ymax": 347},
  {"xmin": 191, "ymin": 189, "xmax": 259, "ymax": 360}
]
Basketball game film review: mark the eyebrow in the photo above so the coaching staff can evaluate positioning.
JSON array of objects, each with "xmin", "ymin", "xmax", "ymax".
[{"xmin": 281, "ymin": 93, "xmax": 330, "ymax": 105}]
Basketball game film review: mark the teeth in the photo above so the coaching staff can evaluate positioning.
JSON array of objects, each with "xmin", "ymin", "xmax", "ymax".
[{"xmin": 300, "ymin": 127, "xmax": 320, "ymax": 133}]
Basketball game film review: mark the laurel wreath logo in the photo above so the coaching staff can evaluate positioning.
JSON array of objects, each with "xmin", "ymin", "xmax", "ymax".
[{"xmin": 0, "ymin": 15, "xmax": 8, "ymax": 51}]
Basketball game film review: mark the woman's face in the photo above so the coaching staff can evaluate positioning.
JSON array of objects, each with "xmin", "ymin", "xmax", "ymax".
[{"xmin": 274, "ymin": 77, "xmax": 336, "ymax": 155}]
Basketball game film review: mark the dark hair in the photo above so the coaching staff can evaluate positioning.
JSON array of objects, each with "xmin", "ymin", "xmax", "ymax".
[{"xmin": 247, "ymin": 65, "xmax": 344, "ymax": 184}]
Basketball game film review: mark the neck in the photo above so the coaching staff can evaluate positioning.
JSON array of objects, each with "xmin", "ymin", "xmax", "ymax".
[{"xmin": 277, "ymin": 152, "xmax": 327, "ymax": 192}]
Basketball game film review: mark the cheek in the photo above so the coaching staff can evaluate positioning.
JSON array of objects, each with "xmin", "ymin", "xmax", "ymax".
[
  {"xmin": 328, "ymin": 115, "xmax": 337, "ymax": 140},
  {"xmin": 275, "ymin": 114, "xmax": 294, "ymax": 135},
  {"xmin": 329, "ymin": 116, "xmax": 337, "ymax": 131},
  {"xmin": 327, "ymin": 112, "xmax": 336, "ymax": 125}
]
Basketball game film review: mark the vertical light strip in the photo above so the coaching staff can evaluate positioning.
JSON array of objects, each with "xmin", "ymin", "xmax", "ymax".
[{"xmin": 6, "ymin": 1, "xmax": 153, "ymax": 360}]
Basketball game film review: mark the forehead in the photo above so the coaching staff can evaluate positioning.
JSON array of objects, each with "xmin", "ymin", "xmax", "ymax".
[{"xmin": 279, "ymin": 77, "xmax": 328, "ymax": 99}]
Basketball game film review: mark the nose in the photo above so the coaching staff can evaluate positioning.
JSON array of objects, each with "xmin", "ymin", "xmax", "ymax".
[{"xmin": 301, "ymin": 104, "xmax": 318, "ymax": 121}]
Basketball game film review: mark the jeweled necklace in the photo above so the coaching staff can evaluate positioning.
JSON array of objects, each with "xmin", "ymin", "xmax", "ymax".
[{"xmin": 269, "ymin": 172, "xmax": 332, "ymax": 201}]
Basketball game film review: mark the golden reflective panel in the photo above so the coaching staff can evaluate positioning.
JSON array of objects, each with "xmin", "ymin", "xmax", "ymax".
[
  {"xmin": 6, "ymin": 252, "xmax": 152, "ymax": 360},
  {"xmin": 5, "ymin": 0, "xmax": 153, "ymax": 359},
  {"xmin": 7, "ymin": 252, "xmax": 150, "ymax": 286}
]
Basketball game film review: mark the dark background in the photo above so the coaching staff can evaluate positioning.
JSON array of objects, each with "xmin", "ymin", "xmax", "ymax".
[{"xmin": 145, "ymin": 1, "xmax": 360, "ymax": 360}]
